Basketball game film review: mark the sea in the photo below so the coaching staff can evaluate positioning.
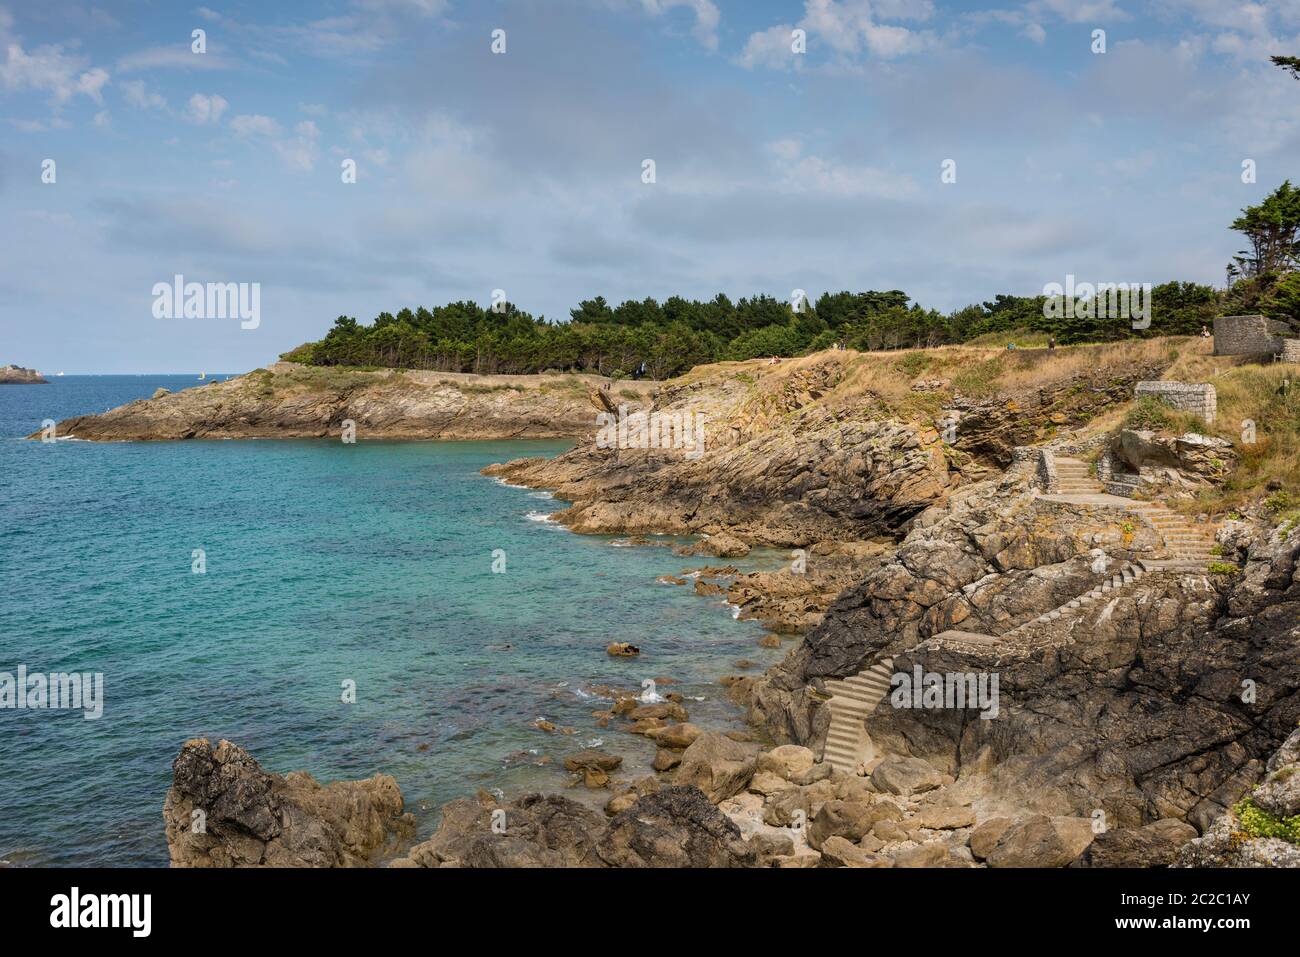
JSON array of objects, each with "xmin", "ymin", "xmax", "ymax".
[{"xmin": 0, "ymin": 374, "xmax": 785, "ymax": 866}]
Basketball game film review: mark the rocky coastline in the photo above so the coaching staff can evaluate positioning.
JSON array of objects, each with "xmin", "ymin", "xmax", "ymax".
[
  {"xmin": 31, "ymin": 362, "xmax": 654, "ymax": 441},
  {"xmin": 147, "ymin": 342, "xmax": 1298, "ymax": 867}
]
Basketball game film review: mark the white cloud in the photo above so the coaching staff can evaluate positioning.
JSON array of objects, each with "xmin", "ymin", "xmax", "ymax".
[
  {"xmin": 740, "ymin": 0, "xmax": 934, "ymax": 69},
  {"xmin": 273, "ymin": 120, "xmax": 322, "ymax": 172},
  {"xmin": 186, "ymin": 92, "xmax": 228, "ymax": 124},
  {"xmin": 737, "ymin": 24, "xmax": 800, "ymax": 70},
  {"xmin": 121, "ymin": 79, "xmax": 167, "ymax": 110},
  {"xmin": 116, "ymin": 45, "xmax": 232, "ymax": 72},
  {"xmin": 230, "ymin": 113, "xmax": 281, "ymax": 137},
  {"xmin": 640, "ymin": 0, "xmax": 721, "ymax": 50},
  {"xmin": 0, "ymin": 15, "xmax": 111, "ymax": 105}
]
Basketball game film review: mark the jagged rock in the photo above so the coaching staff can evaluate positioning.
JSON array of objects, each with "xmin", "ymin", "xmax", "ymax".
[
  {"xmin": 1075, "ymin": 819, "xmax": 1197, "ymax": 867},
  {"xmin": 747, "ymin": 831, "xmax": 796, "ymax": 865},
  {"xmin": 606, "ymin": 642, "xmax": 640, "ymax": 657},
  {"xmin": 871, "ymin": 757, "xmax": 946, "ymax": 796},
  {"xmin": 594, "ymin": 786, "xmax": 755, "ymax": 867},
  {"xmin": 652, "ymin": 749, "xmax": 683, "ymax": 772},
  {"xmin": 915, "ymin": 805, "xmax": 976, "ymax": 830},
  {"xmin": 969, "ymin": 817, "xmax": 1015, "ymax": 860},
  {"xmin": 756, "ymin": 744, "xmax": 817, "ymax": 780},
  {"xmin": 677, "ymin": 533, "xmax": 751, "ymax": 558},
  {"xmin": 645, "ymin": 722, "xmax": 701, "ymax": 750},
  {"xmin": 1112, "ymin": 429, "xmax": 1235, "ymax": 481},
  {"xmin": 891, "ymin": 841, "xmax": 952, "ymax": 868},
  {"xmin": 820, "ymin": 836, "xmax": 892, "ymax": 867},
  {"xmin": 808, "ymin": 800, "xmax": 893, "ymax": 849},
  {"xmin": 985, "ymin": 815, "xmax": 1094, "ymax": 868},
  {"xmin": 628, "ymin": 701, "xmax": 688, "ymax": 722},
  {"xmin": 562, "ymin": 750, "xmax": 623, "ymax": 773},
  {"xmin": 748, "ymin": 770, "xmax": 796, "ymax": 796},
  {"xmin": 162, "ymin": 738, "xmax": 414, "ymax": 867},
  {"xmin": 400, "ymin": 792, "xmax": 606, "ymax": 868},
  {"xmin": 674, "ymin": 732, "xmax": 759, "ymax": 803}
]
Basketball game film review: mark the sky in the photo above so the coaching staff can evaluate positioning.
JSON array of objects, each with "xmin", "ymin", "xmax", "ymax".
[{"xmin": 0, "ymin": 0, "xmax": 1298, "ymax": 373}]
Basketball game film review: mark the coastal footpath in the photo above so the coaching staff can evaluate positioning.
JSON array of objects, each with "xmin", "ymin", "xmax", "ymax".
[
  {"xmin": 88, "ymin": 339, "xmax": 1294, "ymax": 866},
  {"xmin": 32, "ymin": 362, "xmax": 654, "ymax": 441},
  {"xmin": 0, "ymin": 364, "xmax": 46, "ymax": 384}
]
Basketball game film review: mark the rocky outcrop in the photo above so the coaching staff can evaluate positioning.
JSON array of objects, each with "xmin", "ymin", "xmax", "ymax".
[
  {"xmin": 747, "ymin": 478, "xmax": 1166, "ymax": 744},
  {"xmin": 747, "ymin": 478, "xmax": 1300, "ymax": 842},
  {"xmin": 394, "ymin": 785, "xmax": 753, "ymax": 868},
  {"xmin": 0, "ymin": 364, "xmax": 46, "ymax": 384},
  {"xmin": 162, "ymin": 738, "xmax": 415, "ymax": 867},
  {"xmin": 33, "ymin": 363, "xmax": 654, "ymax": 441}
]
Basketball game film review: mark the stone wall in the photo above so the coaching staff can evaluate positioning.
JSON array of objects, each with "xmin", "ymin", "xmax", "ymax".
[
  {"xmin": 1036, "ymin": 449, "xmax": 1058, "ymax": 493},
  {"xmin": 1283, "ymin": 339, "xmax": 1300, "ymax": 364},
  {"xmin": 1213, "ymin": 314, "xmax": 1293, "ymax": 357},
  {"xmin": 1134, "ymin": 381, "xmax": 1216, "ymax": 425}
]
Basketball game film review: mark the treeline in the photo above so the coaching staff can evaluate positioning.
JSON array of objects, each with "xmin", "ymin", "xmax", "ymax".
[
  {"xmin": 280, "ymin": 283, "xmax": 1228, "ymax": 379},
  {"xmin": 284, "ymin": 179, "xmax": 1300, "ymax": 379}
]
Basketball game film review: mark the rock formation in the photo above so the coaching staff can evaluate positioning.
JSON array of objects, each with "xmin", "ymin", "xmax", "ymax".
[
  {"xmin": 32, "ymin": 363, "xmax": 654, "ymax": 441},
  {"xmin": 163, "ymin": 738, "xmax": 415, "ymax": 867}
]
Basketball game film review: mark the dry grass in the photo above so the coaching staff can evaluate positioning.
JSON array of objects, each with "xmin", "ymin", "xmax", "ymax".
[
  {"xmin": 670, "ymin": 338, "xmax": 1299, "ymax": 518},
  {"xmin": 1185, "ymin": 363, "xmax": 1300, "ymax": 516}
]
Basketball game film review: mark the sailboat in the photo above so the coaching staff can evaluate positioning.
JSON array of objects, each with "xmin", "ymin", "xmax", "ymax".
[{"xmin": 198, "ymin": 372, "xmax": 206, "ymax": 380}]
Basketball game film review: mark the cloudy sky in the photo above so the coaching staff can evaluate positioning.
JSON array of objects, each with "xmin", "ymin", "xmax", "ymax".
[{"xmin": 1, "ymin": 0, "xmax": 1298, "ymax": 372}]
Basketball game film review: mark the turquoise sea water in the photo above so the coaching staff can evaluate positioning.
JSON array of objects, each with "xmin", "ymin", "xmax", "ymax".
[{"xmin": 0, "ymin": 376, "xmax": 784, "ymax": 866}]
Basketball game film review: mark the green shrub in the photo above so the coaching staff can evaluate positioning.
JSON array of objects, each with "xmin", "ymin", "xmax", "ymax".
[{"xmin": 1234, "ymin": 797, "xmax": 1300, "ymax": 844}]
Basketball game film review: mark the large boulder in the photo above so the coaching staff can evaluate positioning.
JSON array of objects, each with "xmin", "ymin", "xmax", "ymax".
[
  {"xmin": 1075, "ymin": 819, "xmax": 1197, "ymax": 868},
  {"xmin": 870, "ymin": 756, "xmax": 946, "ymax": 796},
  {"xmin": 162, "ymin": 738, "xmax": 414, "ymax": 867},
  {"xmin": 674, "ymin": 732, "xmax": 758, "ymax": 803},
  {"xmin": 400, "ymin": 792, "xmax": 607, "ymax": 868},
  {"xmin": 820, "ymin": 836, "xmax": 891, "ymax": 868},
  {"xmin": 594, "ymin": 786, "xmax": 755, "ymax": 867},
  {"xmin": 984, "ymin": 815, "xmax": 1094, "ymax": 868},
  {"xmin": 808, "ymin": 800, "xmax": 895, "ymax": 850},
  {"xmin": 755, "ymin": 744, "xmax": 816, "ymax": 780}
]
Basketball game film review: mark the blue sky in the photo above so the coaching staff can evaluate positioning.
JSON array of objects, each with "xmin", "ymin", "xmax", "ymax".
[{"xmin": 1, "ymin": 0, "xmax": 1298, "ymax": 372}]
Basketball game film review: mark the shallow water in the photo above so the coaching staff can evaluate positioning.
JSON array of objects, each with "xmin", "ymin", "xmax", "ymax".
[{"xmin": 0, "ymin": 375, "xmax": 787, "ymax": 866}]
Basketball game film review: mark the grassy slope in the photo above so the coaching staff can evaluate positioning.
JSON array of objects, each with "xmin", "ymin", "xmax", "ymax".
[{"xmin": 673, "ymin": 337, "xmax": 1298, "ymax": 522}]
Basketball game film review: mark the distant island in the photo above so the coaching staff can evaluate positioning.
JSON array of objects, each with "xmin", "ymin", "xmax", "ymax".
[{"xmin": 0, "ymin": 365, "xmax": 47, "ymax": 384}]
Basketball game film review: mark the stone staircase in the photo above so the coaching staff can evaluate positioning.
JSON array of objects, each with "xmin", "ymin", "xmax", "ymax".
[
  {"xmin": 1001, "ymin": 559, "xmax": 1150, "ymax": 642},
  {"xmin": 1053, "ymin": 456, "xmax": 1100, "ymax": 493},
  {"xmin": 821, "ymin": 657, "xmax": 894, "ymax": 773},
  {"xmin": 1048, "ymin": 456, "xmax": 1217, "ymax": 563},
  {"xmin": 1130, "ymin": 502, "xmax": 1218, "ymax": 563}
]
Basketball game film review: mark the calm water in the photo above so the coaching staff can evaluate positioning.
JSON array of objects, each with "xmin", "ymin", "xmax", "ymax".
[{"xmin": 0, "ymin": 375, "xmax": 782, "ymax": 866}]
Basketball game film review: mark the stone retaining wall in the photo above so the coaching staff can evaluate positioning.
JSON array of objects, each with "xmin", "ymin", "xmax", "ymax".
[
  {"xmin": 1134, "ymin": 381, "xmax": 1216, "ymax": 425},
  {"xmin": 1283, "ymin": 339, "xmax": 1300, "ymax": 364},
  {"xmin": 1213, "ymin": 314, "xmax": 1292, "ymax": 356}
]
